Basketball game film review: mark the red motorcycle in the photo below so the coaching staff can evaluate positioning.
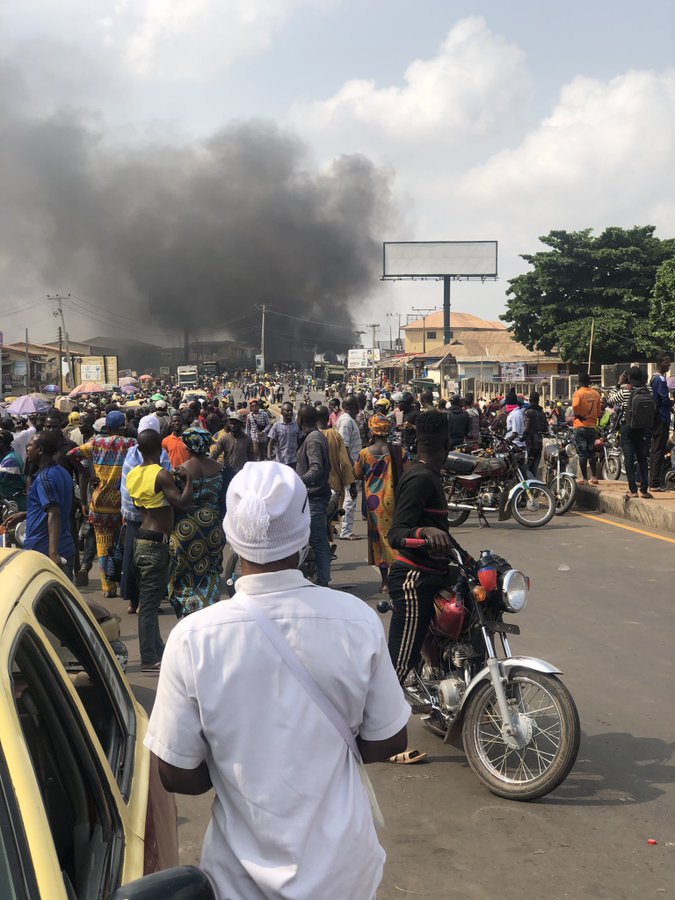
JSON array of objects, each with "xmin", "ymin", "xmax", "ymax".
[{"xmin": 378, "ymin": 538, "xmax": 580, "ymax": 800}]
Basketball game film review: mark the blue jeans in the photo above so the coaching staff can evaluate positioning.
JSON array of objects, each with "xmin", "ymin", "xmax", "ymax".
[
  {"xmin": 121, "ymin": 520, "xmax": 141, "ymax": 609},
  {"xmin": 308, "ymin": 496, "xmax": 331, "ymax": 587}
]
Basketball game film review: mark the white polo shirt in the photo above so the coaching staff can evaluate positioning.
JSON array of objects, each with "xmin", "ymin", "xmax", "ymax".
[{"xmin": 145, "ymin": 569, "xmax": 409, "ymax": 900}]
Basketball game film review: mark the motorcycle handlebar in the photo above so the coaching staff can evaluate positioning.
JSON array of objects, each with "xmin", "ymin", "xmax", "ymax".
[{"xmin": 401, "ymin": 537, "xmax": 428, "ymax": 548}]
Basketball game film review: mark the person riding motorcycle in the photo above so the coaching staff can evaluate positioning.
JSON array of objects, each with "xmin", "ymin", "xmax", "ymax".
[{"xmin": 386, "ymin": 409, "xmax": 463, "ymax": 764}]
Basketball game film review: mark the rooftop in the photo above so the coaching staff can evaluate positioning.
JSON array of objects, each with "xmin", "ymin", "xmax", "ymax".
[{"xmin": 403, "ymin": 311, "xmax": 507, "ymax": 331}]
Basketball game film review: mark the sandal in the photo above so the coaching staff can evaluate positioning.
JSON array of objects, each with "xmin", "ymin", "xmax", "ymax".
[
  {"xmin": 640, "ymin": 491, "xmax": 654, "ymax": 499},
  {"xmin": 389, "ymin": 749, "xmax": 428, "ymax": 765},
  {"xmin": 590, "ymin": 479, "xmax": 599, "ymax": 485},
  {"xmin": 577, "ymin": 479, "xmax": 588, "ymax": 485},
  {"xmin": 624, "ymin": 491, "xmax": 638, "ymax": 499}
]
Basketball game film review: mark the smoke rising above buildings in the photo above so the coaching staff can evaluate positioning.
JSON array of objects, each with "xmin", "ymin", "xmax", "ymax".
[{"xmin": 0, "ymin": 60, "xmax": 393, "ymax": 361}]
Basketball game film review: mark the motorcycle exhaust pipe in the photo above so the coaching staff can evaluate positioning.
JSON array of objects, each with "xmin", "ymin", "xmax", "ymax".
[{"xmin": 447, "ymin": 503, "xmax": 476, "ymax": 510}]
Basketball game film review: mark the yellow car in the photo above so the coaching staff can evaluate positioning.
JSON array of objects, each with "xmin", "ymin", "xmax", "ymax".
[{"xmin": 0, "ymin": 548, "xmax": 213, "ymax": 900}]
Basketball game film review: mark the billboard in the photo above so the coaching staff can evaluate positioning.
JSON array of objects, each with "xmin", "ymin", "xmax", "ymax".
[
  {"xmin": 500, "ymin": 362, "xmax": 526, "ymax": 381},
  {"xmin": 255, "ymin": 354, "xmax": 265, "ymax": 373},
  {"xmin": 75, "ymin": 355, "xmax": 119, "ymax": 386},
  {"xmin": 347, "ymin": 348, "xmax": 381, "ymax": 369},
  {"xmin": 383, "ymin": 241, "xmax": 498, "ymax": 278}
]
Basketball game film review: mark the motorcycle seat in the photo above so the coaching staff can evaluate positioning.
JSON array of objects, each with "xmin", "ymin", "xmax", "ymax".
[{"xmin": 443, "ymin": 451, "xmax": 478, "ymax": 474}]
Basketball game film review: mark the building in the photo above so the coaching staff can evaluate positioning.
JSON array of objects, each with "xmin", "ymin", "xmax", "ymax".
[{"xmin": 380, "ymin": 310, "xmax": 568, "ymax": 397}]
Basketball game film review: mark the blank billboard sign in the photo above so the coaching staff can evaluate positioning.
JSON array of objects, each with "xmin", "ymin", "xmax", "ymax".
[{"xmin": 383, "ymin": 241, "xmax": 498, "ymax": 278}]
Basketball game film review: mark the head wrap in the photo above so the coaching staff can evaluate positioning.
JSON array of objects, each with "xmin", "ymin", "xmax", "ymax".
[
  {"xmin": 138, "ymin": 414, "xmax": 161, "ymax": 434},
  {"xmin": 369, "ymin": 414, "xmax": 391, "ymax": 437},
  {"xmin": 181, "ymin": 425, "xmax": 212, "ymax": 456},
  {"xmin": 106, "ymin": 410, "xmax": 125, "ymax": 430},
  {"xmin": 224, "ymin": 462, "xmax": 310, "ymax": 564}
]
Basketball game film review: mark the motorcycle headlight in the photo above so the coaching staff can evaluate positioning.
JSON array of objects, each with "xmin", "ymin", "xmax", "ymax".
[{"xmin": 502, "ymin": 569, "xmax": 528, "ymax": 613}]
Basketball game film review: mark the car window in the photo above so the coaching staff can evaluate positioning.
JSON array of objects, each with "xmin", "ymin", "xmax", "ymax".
[
  {"xmin": 0, "ymin": 751, "xmax": 35, "ymax": 900},
  {"xmin": 11, "ymin": 630, "xmax": 124, "ymax": 900},
  {"xmin": 33, "ymin": 587, "xmax": 136, "ymax": 798}
]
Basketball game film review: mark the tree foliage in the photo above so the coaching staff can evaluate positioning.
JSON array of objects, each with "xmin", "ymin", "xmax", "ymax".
[
  {"xmin": 502, "ymin": 226, "xmax": 675, "ymax": 364},
  {"xmin": 645, "ymin": 258, "xmax": 675, "ymax": 355}
]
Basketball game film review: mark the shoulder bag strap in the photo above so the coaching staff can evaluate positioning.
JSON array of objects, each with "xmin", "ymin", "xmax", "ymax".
[{"xmin": 236, "ymin": 590, "xmax": 361, "ymax": 759}]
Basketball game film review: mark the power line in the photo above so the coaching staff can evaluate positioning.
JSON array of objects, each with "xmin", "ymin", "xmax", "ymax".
[{"xmin": 266, "ymin": 309, "xmax": 358, "ymax": 332}]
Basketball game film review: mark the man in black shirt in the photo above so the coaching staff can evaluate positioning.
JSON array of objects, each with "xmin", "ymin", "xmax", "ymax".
[
  {"xmin": 387, "ymin": 410, "xmax": 456, "ymax": 763},
  {"xmin": 446, "ymin": 395, "xmax": 470, "ymax": 449}
]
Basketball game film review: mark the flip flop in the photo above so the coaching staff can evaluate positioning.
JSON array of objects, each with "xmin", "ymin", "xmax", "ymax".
[
  {"xmin": 577, "ymin": 479, "xmax": 588, "ymax": 485},
  {"xmin": 590, "ymin": 479, "xmax": 599, "ymax": 485},
  {"xmin": 624, "ymin": 491, "xmax": 638, "ymax": 499},
  {"xmin": 389, "ymin": 749, "xmax": 428, "ymax": 765}
]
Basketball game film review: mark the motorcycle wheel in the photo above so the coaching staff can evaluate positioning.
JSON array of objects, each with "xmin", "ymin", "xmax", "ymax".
[
  {"xmin": 462, "ymin": 670, "xmax": 580, "ymax": 801},
  {"xmin": 446, "ymin": 507, "xmax": 471, "ymax": 527},
  {"xmin": 223, "ymin": 548, "xmax": 242, "ymax": 598},
  {"xmin": 605, "ymin": 454, "xmax": 622, "ymax": 480},
  {"xmin": 547, "ymin": 473, "xmax": 576, "ymax": 516},
  {"xmin": 510, "ymin": 485, "xmax": 555, "ymax": 527}
]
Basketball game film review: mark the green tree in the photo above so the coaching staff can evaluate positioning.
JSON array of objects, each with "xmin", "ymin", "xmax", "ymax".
[
  {"xmin": 502, "ymin": 226, "xmax": 675, "ymax": 364},
  {"xmin": 645, "ymin": 258, "xmax": 675, "ymax": 355}
]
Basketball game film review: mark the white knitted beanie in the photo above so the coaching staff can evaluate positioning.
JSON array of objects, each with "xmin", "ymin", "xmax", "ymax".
[
  {"xmin": 224, "ymin": 461, "xmax": 311, "ymax": 564},
  {"xmin": 138, "ymin": 414, "xmax": 160, "ymax": 433}
]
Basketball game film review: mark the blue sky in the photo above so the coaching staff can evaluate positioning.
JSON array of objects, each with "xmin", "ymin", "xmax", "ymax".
[{"xmin": 2, "ymin": 0, "xmax": 674, "ymax": 344}]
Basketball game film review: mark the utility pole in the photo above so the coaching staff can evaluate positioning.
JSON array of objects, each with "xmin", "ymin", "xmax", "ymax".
[
  {"xmin": 48, "ymin": 295, "xmax": 74, "ymax": 388},
  {"xmin": 587, "ymin": 317, "xmax": 595, "ymax": 374},
  {"xmin": 25, "ymin": 328, "xmax": 30, "ymax": 394},
  {"xmin": 256, "ymin": 304, "xmax": 268, "ymax": 374},
  {"xmin": 385, "ymin": 311, "xmax": 404, "ymax": 351},
  {"xmin": 366, "ymin": 323, "xmax": 379, "ymax": 385},
  {"xmin": 411, "ymin": 307, "xmax": 437, "ymax": 354},
  {"xmin": 58, "ymin": 326, "xmax": 63, "ymax": 392}
]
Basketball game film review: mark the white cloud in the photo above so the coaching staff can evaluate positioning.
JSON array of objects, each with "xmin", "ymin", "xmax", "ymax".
[
  {"xmin": 458, "ymin": 69, "xmax": 675, "ymax": 241},
  {"xmin": 289, "ymin": 17, "xmax": 531, "ymax": 161},
  {"xmin": 99, "ymin": 0, "xmax": 315, "ymax": 79}
]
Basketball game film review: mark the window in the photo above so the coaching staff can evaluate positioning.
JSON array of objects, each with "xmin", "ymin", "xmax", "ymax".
[
  {"xmin": 11, "ymin": 631, "xmax": 124, "ymax": 899},
  {"xmin": 426, "ymin": 331, "xmax": 437, "ymax": 340},
  {"xmin": 0, "ymin": 752, "xmax": 36, "ymax": 900},
  {"xmin": 34, "ymin": 587, "xmax": 136, "ymax": 797},
  {"xmin": 526, "ymin": 364, "xmax": 538, "ymax": 376},
  {"xmin": 558, "ymin": 364, "xmax": 568, "ymax": 375}
]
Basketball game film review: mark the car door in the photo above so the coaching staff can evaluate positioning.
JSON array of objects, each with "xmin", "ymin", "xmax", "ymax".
[{"xmin": 1, "ymin": 567, "xmax": 153, "ymax": 897}]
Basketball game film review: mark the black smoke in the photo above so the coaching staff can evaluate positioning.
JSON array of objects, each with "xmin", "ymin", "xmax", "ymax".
[{"xmin": 0, "ymin": 61, "xmax": 393, "ymax": 362}]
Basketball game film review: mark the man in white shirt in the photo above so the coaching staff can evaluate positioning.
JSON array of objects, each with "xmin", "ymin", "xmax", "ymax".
[
  {"xmin": 145, "ymin": 461, "xmax": 408, "ymax": 900},
  {"xmin": 506, "ymin": 402, "xmax": 526, "ymax": 448},
  {"xmin": 335, "ymin": 395, "xmax": 362, "ymax": 539},
  {"xmin": 11, "ymin": 421, "xmax": 36, "ymax": 463}
]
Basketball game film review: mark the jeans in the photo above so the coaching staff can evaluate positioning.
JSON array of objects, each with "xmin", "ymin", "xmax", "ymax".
[
  {"xmin": 121, "ymin": 520, "xmax": 140, "ymax": 609},
  {"xmin": 574, "ymin": 426, "xmax": 598, "ymax": 478},
  {"xmin": 621, "ymin": 428, "xmax": 649, "ymax": 494},
  {"xmin": 526, "ymin": 445, "xmax": 542, "ymax": 479},
  {"xmin": 308, "ymin": 496, "xmax": 331, "ymax": 587},
  {"xmin": 134, "ymin": 538, "xmax": 168, "ymax": 665},
  {"xmin": 649, "ymin": 419, "xmax": 669, "ymax": 487}
]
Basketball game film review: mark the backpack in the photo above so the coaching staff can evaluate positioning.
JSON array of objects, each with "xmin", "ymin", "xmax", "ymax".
[{"xmin": 624, "ymin": 385, "xmax": 656, "ymax": 430}]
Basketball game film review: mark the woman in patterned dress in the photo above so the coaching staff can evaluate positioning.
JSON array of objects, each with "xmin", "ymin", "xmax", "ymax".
[
  {"xmin": 169, "ymin": 426, "xmax": 227, "ymax": 616},
  {"xmin": 354, "ymin": 414, "xmax": 411, "ymax": 593}
]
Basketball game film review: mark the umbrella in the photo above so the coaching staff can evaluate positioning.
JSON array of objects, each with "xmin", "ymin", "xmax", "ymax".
[
  {"xmin": 120, "ymin": 384, "xmax": 136, "ymax": 394},
  {"xmin": 151, "ymin": 392, "xmax": 165, "ymax": 401},
  {"xmin": 139, "ymin": 374, "xmax": 153, "ymax": 382},
  {"xmin": 667, "ymin": 376, "xmax": 675, "ymax": 391},
  {"xmin": 123, "ymin": 399, "xmax": 143, "ymax": 408},
  {"xmin": 7, "ymin": 395, "xmax": 40, "ymax": 415},
  {"xmin": 119, "ymin": 376, "xmax": 138, "ymax": 386},
  {"xmin": 69, "ymin": 381, "xmax": 108, "ymax": 398},
  {"xmin": 43, "ymin": 384, "xmax": 60, "ymax": 393}
]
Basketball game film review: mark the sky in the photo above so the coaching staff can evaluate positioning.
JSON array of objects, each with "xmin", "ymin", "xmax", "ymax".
[{"xmin": 2, "ymin": 0, "xmax": 674, "ymax": 352}]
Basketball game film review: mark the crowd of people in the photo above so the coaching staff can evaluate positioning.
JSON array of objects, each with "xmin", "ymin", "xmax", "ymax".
[{"xmin": 1, "ymin": 362, "xmax": 674, "ymax": 896}]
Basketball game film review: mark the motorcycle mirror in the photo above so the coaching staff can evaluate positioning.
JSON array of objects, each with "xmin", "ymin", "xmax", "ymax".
[{"xmin": 376, "ymin": 599, "xmax": 392, "ymax": 614}]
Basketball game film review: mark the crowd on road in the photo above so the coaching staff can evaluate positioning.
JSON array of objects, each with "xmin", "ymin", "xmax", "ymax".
[{"xmin": 0, "ymin": 360, "xmax": 673, "ymax": 898}]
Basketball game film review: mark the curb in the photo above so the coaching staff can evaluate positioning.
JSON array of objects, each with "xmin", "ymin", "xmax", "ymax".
[{"xmin": 575, "ymin": 485, "xmax": 675, "ymax": 534}]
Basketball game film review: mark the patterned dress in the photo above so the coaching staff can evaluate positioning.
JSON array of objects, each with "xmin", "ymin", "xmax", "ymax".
[
  {"xmin": 354, "ymin": 445, "xmax": 410, "ymax": 569},
  {"xmin": 169, "ymin": 470, "xmax": 226, "ymax": 616}
]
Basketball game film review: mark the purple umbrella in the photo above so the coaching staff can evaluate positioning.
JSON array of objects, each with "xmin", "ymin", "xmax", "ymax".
[{"xmin": 6, "ymin": 395, "xmax": 39, "ymax": 415}]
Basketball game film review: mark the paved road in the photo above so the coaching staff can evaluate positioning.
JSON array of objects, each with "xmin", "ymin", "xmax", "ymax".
[{"xmin": 98, "ymin": 505, "xmax": 675, "ymax": 900}]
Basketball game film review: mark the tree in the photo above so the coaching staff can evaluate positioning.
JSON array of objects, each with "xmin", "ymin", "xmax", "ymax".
[
  {"xmin": 645, "ymin": 259, "xmax": 675, "ymax": 355},
  {"xmin": 502, "ymin": 226, "xmax": 675, "ymax": 364}
]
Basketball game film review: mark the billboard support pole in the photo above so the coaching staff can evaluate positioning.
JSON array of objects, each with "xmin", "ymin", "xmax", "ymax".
[{"xmin": 443, "ymin": 276, "xmax": 452, "ymax": 344}]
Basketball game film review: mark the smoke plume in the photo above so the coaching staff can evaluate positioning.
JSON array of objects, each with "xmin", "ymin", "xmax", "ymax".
[{"xmin": 0, "ymin": 60, "xmax": 393, "ymax": 361}]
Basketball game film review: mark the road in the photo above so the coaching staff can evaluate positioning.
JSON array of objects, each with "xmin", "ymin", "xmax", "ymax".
[{"xmin": 98, "ymin": 504, "xmax": 675, "ymax": 900}]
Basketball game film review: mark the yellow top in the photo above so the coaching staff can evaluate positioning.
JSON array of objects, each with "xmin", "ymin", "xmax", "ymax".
[{"xmin": 127, "ymin": 464, "xmax": 168, "ymax": 509}]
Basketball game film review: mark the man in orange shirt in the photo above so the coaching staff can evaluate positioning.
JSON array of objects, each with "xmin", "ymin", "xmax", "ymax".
[
  {"xmin": 572, "ymin": 372, "xmax": 601, "ymax": 485},
  {"xmin": 162, "ymin": 415, "xmax": 191, "ymax": 469}
]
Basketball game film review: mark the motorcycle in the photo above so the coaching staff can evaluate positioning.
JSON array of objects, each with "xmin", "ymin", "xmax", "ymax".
[
  {"xmin": 542, "ymin": 436, "xmax": 577, "ymax": 515},
  {"xmin": 442, "ymin": 434, "xmax": 556, "ymax": 528},
  {"xmin": 379, "ymin": 538, "xmax": 580, "ymax": 800},
  {"xmin": 594, "ymin": 428, "xmax": 622, "ymax": 480},
  {"xmin": 0, "ymin": 491, "xmax": 27, "ymax": 548}
]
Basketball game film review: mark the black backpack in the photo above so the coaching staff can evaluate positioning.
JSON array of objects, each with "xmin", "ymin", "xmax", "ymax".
[{"xmin": 624, "ymin": 385, "xmax": 656, "ymax": 430}]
